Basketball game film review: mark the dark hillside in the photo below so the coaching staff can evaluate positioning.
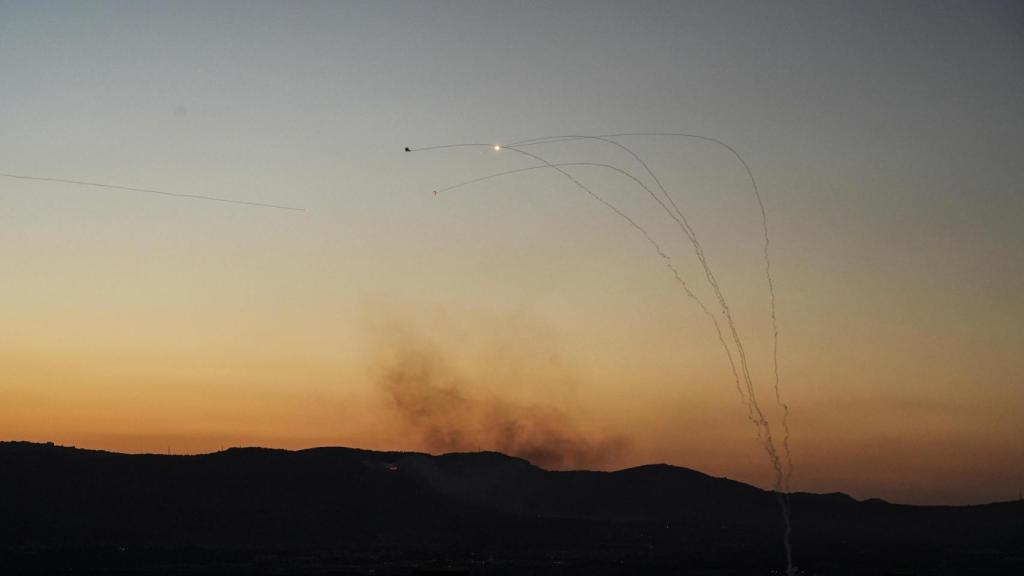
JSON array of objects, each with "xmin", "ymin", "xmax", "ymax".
[{"xmin": 1, "ymin": 441, "xmax": 1021, "ymax": 574}]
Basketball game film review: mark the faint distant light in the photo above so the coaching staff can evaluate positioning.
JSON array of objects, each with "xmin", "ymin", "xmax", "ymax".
[{"xmin": 493, "ymin": 145, "xmax": 501, "ymax": 151}]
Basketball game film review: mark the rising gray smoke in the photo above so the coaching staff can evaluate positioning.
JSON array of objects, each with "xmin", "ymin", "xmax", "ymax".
[{"xmin": 378, "ymin": 340, "xmax": 627, "ymax": 470}]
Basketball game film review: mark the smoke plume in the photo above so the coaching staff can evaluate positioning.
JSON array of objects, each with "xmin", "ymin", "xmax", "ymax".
[{"xmin": 377, "ymin": 341, "xmax": 627, "ymax": 470}]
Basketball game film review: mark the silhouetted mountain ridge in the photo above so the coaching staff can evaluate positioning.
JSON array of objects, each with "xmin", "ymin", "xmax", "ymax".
[{"xmin": 2, "ymin": 441, "xmax": 1021, "ymax": 574}]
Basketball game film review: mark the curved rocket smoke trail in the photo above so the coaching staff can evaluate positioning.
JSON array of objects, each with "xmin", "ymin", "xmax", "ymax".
[{"xmin": 406, "ymin": 134, "xmax": 795, "ymax": 574}]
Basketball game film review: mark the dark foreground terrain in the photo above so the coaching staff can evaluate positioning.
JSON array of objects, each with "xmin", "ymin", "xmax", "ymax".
[{"xmin": 1, "ymin": 441, "xmax": 1021, "ymax": 575}]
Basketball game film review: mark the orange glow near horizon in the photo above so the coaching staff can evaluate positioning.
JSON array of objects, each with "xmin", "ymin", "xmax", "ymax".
[
  {"xmin": 3, "ymin": 290, "xmax": 1022, "ymax": 506},
  {"xmin": 2, "ymin": 1, "xmax": 1022, "ymax": 509}
]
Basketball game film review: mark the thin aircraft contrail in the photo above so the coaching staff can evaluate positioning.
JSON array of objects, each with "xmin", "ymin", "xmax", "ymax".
[
  {"xmin": 0, "ymin": 171, "xmax": 305, "ymax": 211},
  {"xmin": 407, "ymin": 135, "xmax": 794, "ymax": 574}
]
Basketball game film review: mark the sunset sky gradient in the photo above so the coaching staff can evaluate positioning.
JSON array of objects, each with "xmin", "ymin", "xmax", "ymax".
[{"xmin": 2, "ymin": 0, "xmax": 1022, "ymax": 505}]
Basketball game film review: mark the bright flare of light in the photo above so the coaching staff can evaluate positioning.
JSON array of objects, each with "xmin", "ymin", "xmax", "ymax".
[{"xmin": 493, "ymin": 145, "xmax": 501, "ymax": 151}]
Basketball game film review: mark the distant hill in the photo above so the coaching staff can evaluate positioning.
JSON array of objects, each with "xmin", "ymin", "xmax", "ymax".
[{"xmin": 1, "ymin": 441, "xmax": 1021, "ymax": 574}]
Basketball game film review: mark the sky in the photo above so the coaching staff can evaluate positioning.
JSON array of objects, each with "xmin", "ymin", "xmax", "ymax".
[{"xmin": 1, "ymin": 0, "xmax": 1022, "ymax": 505}]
